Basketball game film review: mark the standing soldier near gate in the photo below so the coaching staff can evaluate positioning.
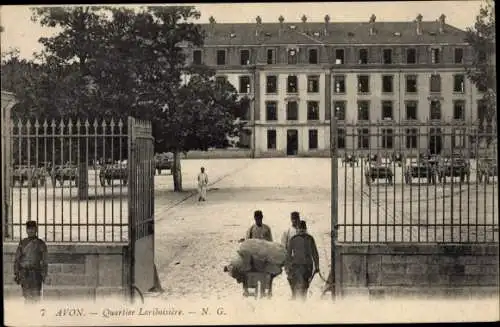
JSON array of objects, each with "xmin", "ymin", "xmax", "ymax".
[
  {"xmin": 197, "ymin": 167, "xmax": 209, "ymax": 201},
  {"xmin": 14, "ymin": 221, "xmax": 48, "ymax": 303}
]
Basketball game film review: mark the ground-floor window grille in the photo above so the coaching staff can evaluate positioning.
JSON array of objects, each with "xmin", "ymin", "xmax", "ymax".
[
  {"xmin": 357, "ymin": 128, "xmax": 370, "ymax": 149},
  {"xmin": 308, "ymin": 129, "xmax": 318, "ymax": 149},
  {"xmin": 267, "ymin": 130, "xmax": 276, "ymax": 149},
  {"xmin": 406, "ymin": 128, "xmax": 418, "ymax": 149}
]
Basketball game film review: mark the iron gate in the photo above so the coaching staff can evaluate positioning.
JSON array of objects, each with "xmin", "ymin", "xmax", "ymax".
[
  {"xmin": 127, "ymin": 117, "xmax": 155, "ymax": 300},
  {"xmin": 329, "ymin": 117, "xmax": 498, "ymax": 298}
]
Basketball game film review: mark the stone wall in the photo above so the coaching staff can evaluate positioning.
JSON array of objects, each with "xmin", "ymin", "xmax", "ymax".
[
  {"xmin": 334, "ymin": 243, "xmax": 499, "ymax": 298},
  {"xmin": 3, "ymin": 243, "xmax": 130, "ymax": 300}
]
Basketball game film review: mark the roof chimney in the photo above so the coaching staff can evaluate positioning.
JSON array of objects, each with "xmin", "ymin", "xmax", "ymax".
[
  {"xmin": 416, "ymin": 14, "xmax": 423, "ymax": 35},
  {"xmin": 209, "ymin": 16, "xmax": 216, "ymax": 36},
  {"xmin": 255, "ymin": 16, "xmax": 262, "ymax": 37},
  {"xmin": 324, "ymin": 14, "xmax": 330, "ymax": 36},
  {"xmin": 438, "ymin": 14, "xmax": 446, "ymax": 33},
  {"xmin": 301, "ymin": 14, "xmax": 307, "ymax": 33},
  {"xmin": 279, "ymin": 15, "xmax": 285, "ymax": 37},
  {"xmin": 369, "ymin": 14, "xmax": 376, "ymax": 35}
]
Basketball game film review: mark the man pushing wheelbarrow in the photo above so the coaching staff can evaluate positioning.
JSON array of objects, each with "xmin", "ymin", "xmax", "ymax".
[{"xmin": 224, "ymin": 211, "xmax": 286, "ymax": 299}]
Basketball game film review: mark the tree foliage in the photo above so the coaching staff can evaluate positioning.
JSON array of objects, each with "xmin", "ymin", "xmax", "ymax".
[
  {"xmin": 3, "ymin": 6, "xmax": 246, "ymax": 191},
  {"xmin": 465, "ymin": 0, "xmax": 496, "ymax": 126}
]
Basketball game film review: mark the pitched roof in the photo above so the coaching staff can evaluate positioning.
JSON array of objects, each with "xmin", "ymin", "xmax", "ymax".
[{"xmin": 199, "ymin": 21, "xmax": 468, "ymax": 46}]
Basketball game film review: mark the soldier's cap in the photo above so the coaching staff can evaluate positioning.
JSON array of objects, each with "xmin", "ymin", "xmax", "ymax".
[
  {"xmin": 26, "ymin": 220, "xmax": 37, "ymax": 228},
  {"xmin": 298, "ymin": 220, "xmax": 307, "ymax": 230},
  {"xmin": 254, "ymin": 210, "xmax": 263, "ymax": 219},
  {"xmin": 291, "ymin": 211, "xmax": 300, "ymax": 220}
]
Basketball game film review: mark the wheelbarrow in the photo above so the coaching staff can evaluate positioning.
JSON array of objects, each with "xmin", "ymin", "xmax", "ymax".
[{"xmin": 243, "ymin": 272, "xmax": 273, "ymax": 299}]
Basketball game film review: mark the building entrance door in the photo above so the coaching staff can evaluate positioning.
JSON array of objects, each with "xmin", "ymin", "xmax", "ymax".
[
  {"xmin": 287, "ymin": 129, "xmax": 298, "ymax": 156},
  {"xmin": 429, "ymin": 128, "xmax": 442, "ymax": 155}
]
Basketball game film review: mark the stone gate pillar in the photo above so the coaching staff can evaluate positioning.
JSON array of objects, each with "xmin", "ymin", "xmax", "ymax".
[{"xmin": 2, "ymin": 90, "xmax": 16, "ymax": 239}]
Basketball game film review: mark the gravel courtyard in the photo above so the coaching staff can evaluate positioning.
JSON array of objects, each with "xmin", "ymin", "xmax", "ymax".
[{"xmin": 151, "ymin": 158, "xmax": 498, "ymax": 301}]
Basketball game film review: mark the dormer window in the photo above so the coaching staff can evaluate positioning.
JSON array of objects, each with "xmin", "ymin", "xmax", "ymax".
[
  {"xmin": 230, "ymin": 33, "xmax": 236, "ymax": 38},
  {"xmin": 240, "ymin": 49, "xmax": 250, "ymax": 66},
  {"xmin": 289, "ymin": 25, "xmax": 297, "ymax": 30},
  {"xmin": 313, "ymin": 31, "xmax": 320, "ymax": 37},
  {"xmin": 393, "ymin": 32, "xmax": 402, "ymax": 36},
  {"xmin": 288, "ymin": 48, "xmax": 298, "ymax": 64}
]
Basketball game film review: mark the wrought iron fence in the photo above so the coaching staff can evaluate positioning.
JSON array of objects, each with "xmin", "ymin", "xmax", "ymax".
[
  {"xmin": 333, "ymin": 121, "xmax": 498, "ymax": 244},
  {"xmin": 4, "ymin": 118, "xmax": 129, "ymax": 243}
]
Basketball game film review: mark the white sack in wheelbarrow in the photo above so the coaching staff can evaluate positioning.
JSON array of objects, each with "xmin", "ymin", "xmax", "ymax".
[
  {"xmin": 237, "ymin": 239, "xmax": 287, "ymax": 266},
  {"xmin": 228, "ymin": 251, "xmax": 252, "ymax": 273}
]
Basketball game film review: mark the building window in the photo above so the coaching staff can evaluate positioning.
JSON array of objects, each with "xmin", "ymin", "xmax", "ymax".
[
  {"xmin": 266, "ymin": 75, "xmax": 277, "ymax": 94},
  {"xmin": 383, "ymin": 49, "xmax": 392, "ymax": 64},
  {"xmin": 287, "ymin": 75, "xmax": 298, "ymax": 93},
  {"xmin": 240, "ymin": 49, "xmax": 250, "ymax": 65},
  {"xmin": 382, "ymin": 101, "xmax": 393, "ymax": 120},
  {"xmin": 286, "ymin": 101, "xmax": 298, "ymax": 121},
  {"xmin": 453, "ymin": 75, "xmax": 465, "ymax": 93},
  {"xmin": 239, "ymin": 76, "xmax": 251, "ymax": 94},
  {"xmin": 357, "ymin": 101, "xmax": 370, "ymax": 121},
  {"xmin": 333, "ymin": 75, "xmax": 346, "ymax": 93},
  {"xmin": 430, "ymin": 100, "xmax": 441, "ymax": 120},
  {"xmin": 454, "ymin": 48, "xmax": 464, "ymax": 64},
  {"xmin": 308, "ymin": 129, "xmax": 318, "ymax": 149},
  {"xmin": 267, "ymin": 130, "xmax": 277, "ymax": 149},
  {"xmin": 382, "ymin": 75, "xmax": 393, "ymax": 93},
  {"xmin": 307, "ymin": 101, "xmax": 320, "ymax": 121},
  {"xmin": 215, "ymin": 76, "xmax": 227, "ymax": 85},
  {"xmin": 334, "ymin": 101, "xmax": 346, "ymax": 120},
  {"xmin": 267, "ymin": 49, "xmax": 276, "ymax": 64},
  {"xmin": 337, "ymin": 129, "xmax": 346, "ymax": 149},
  {"xmin": 430, "ymin": 74, "xmax": 441, "ymax": 93},
  {"xmin": 477, "ymin": 99, "xmax": 488, "ymax": 122},
  {"xmin": 193, "ymin": 50, "xmax": 202, "ymax": 65},
  {"xmin": 266, "ymin": 101, "xmax": 278, "ymax": 121},
  {"xmin": 287, "ymin": 48, "xmax": 298, "ymax": 64},
  {"xmin": 406, "ymin": 128, "xmax": 418, "ymax": 149},
  {"xmin": 239, "ymin": 100, "xmax": 251, "ymax": 120},
  {"xmin": 406, "ymin": 48, "xmax": 417, "ymax": 64},
  {"xmin": 453, "ymin": 101, "xmax": 465, "ymax": 120},
  {"xmin": 478, "ymin": 50, "xmax": 487, "ymax": 64},
  {"xmin": 406, "ymin": 75, "xmax": 418, "ymax": 93},
  {"xmin": 431, "ymin": 48, "xmax": 440, "ymax": 64},
  {"xmin": 452, "ymin": 129, "xmax": 466, "ymax": 148},
  {"xmin": 307, "ymin": 75, "xmax": 319, "ymax": 93},
  {"xmin": 405, "ymin": 101, "xmax": 418, "ymax": 120},
  {"xmin": 357, "ymin": 75, "xmax": 370, "ymax": 93},
  {"xmin": 335, "ymin": 49, "xmax": 345, "ymax": 64},
  {"xmin": 382, "ymin": 129, "xmax": 394, "ymax": 149},
  {"xmin": 358, "ymin": 128, "xmax": 370, "ymax": 149},
  {"xmin": 308, "ymin": 49, "xmax": 318, "ymax": 64},
  {"xmin": 216, "ymin": 50, "xmax": 226, "ymax": 65},
  {"xmin": 358, "ymin": 48, "xmax": 368, "ymax": 64}
]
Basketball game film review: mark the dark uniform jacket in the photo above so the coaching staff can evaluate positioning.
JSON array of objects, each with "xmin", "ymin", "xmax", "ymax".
[
  {"xmin": 287, "ymin": 232, "xmax": 320, "ymax": 269},
  {"xmin": 14, "ymin": 237, "xmax": 48, "ymax": 281}
]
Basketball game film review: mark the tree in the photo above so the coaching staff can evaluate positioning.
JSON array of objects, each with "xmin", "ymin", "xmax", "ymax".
[
  {"xmin": 465, "ymin": 0, "xmax": 496, "ymax": 146},
  {"xmin": 31, "ymin": 6, "xmax": 110, "ymax": 199},
  {"xmin": 97, "ymin": 6, "xmax": 246, "ymax": 191}
]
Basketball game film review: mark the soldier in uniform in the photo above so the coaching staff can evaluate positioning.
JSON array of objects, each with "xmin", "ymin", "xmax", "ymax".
[
  {"xmin": 286, "ymin": 220, "xmax": 320, "ymax": 300},
  {"xmin": 14, "ymin": 221, "xmax": 48, "ymax": 303}
]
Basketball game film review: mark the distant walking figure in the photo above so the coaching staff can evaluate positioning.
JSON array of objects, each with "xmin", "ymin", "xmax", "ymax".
[
  {"xmin": 197, "ymin": 167, "xmax": 209, "ymax": 201},
  {"xmin": 14, "ymin": 221, "xmax": 48, "ymax": 303}
]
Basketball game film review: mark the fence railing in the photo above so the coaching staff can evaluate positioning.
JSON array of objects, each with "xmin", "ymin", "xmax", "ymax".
[
  {"xmin": 333, "ymin": 121, "xmax": 498, "ymax": 244},
  {"xmin": 5, "ymin": 118, "xmax": 129, "ymax": 243}
]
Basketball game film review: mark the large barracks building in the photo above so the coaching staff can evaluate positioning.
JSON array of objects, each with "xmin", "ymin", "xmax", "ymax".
[{"xmin": 183, "ymin": 14, "xmax": 486, "ymax": 157}]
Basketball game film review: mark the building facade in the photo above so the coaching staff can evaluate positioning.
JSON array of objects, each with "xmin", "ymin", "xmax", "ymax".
[{"xmin": 183, "ymin": 14, "xmax": 487, "ymax": 157}]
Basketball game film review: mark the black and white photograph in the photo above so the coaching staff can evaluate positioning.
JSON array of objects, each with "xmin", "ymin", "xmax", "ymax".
[{"xmin": 1, "ymin": 1, "xmax": 498, "ymax": 325}]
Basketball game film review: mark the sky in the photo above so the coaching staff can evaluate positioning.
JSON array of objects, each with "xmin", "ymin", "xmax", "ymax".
[{"xmin": 0, "ymin": 1, "xmax": 486, "ymax": 60}]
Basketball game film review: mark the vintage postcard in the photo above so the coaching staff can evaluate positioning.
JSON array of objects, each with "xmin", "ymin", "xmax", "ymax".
[{"xmin": 1, "ymin": 1, "xmax": 498, "ymax": 326}]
